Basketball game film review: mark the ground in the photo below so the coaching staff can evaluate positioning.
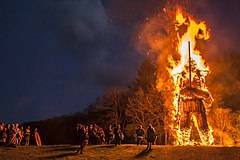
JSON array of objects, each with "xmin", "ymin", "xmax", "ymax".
[{"xmin": 0, "ymin": 144, "xmax": 240, "ymax": 160}]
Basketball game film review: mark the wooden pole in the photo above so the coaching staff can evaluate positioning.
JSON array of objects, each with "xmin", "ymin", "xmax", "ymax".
[{"xmin": 188, "ymin": 41, "xmax": 191, "ymax": 87}]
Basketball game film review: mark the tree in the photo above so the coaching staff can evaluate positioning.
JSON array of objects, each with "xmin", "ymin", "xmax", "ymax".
[
  {"xmin": 126, "ymin": 88, "xmax": 165, "ymax": 144},
  {"xmin": 126, "ymin": 57, "xmax": 166, "ymax": 144},
  {"xmin": 207, "ymin": 52, "xmax": 240, "ymax": 110},
  {"xmin": 130, "ymin": 57, "xmax": 157, "ymax": 93},
  {"xmin": 209, "ymin": 107, "xmax": 235, "ymax": 145},
  {"xmin": 229, "ymin": 111, "xmax": 240, "ymax": 145},
  {"xmin": 95, "ymin": 87, "xmax": 128, "ymax": 129}
]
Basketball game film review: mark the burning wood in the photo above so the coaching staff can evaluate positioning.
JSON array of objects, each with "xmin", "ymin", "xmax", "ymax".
[{"xmin": 169, "ymin": 9, "xmax": 214, "ymax": 146}]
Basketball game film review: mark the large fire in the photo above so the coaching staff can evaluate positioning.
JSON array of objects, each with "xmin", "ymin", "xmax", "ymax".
[{"xmin": 168, "ymin": 9, "xmax": 214, "ymax": 145}]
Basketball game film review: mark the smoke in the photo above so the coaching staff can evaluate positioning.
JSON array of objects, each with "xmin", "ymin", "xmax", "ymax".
[
  {"xmin": 105, "ymin": 0, "xmax": 165, "ymax": 28},
  {"xmin": 192, "ymin": 0, "xmax": 240, "ymax": 56},
  {"xmin": 191, "ymin": 0, "xmax": 240, "ymax": 110},
  {"xmin": 207, "ymin": 52, "xmax": 240, "ymax": 110},
  {"xmin": 134, "ymin": 2, "xmax": 184, "ymax": 106},
  {"xmin": 135, "ymin": 0, "xmax": 240, "ymax": 58}
]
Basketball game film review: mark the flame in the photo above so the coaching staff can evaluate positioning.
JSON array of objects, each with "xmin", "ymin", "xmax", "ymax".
[{"xmin": 168, "ymin": 9, "xmax": 214, "ymax": 145}]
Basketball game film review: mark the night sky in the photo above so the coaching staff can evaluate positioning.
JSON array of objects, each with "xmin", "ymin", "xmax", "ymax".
[{"xmin": 1, "ymin": 0, "xmax": 240, "ymax": 123}]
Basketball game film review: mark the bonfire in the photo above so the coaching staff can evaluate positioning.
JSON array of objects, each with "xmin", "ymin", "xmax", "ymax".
[{"xmin": 169, "ymin": 9, "xmax": 214, "ymax": 146}]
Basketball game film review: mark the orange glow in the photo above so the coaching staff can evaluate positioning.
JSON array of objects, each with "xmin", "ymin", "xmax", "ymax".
[{"xmin": 168, "ymin": 9, "xmax": 214, "ymax": 145}]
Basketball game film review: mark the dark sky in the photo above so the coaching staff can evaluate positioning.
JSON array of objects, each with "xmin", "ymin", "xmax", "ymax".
[{"xmin": 0, "ymin": 0, "xmax": 239, "ymax": 123}]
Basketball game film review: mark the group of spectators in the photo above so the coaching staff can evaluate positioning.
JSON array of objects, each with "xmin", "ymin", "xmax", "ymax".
[
  {"xmin": 75, "ymin": 124, "xmax": 124, "ymax": 154},
  {"xmin": 0, "ymin": 122, "xmax": 41, "ymax": 147},
  {"xmin": 0, "ymin": 121, "xmax": 156, "ymax": 152},
  {"xmin": 136, "ymin": 124, "xmax": 156, "ymax": 150},
  {"xmin": 75, "ymin": 123, "xmax": 157, "ymax": 154}
]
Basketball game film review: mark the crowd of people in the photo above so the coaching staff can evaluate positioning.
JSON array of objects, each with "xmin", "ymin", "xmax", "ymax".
[
  {"xmin": 75, "ymin": 123, "xmax": 156, "ymax": 154},
  {"xmin": 0, "ymin": 122, "xmax": 41, "ymax": 147},
  {"xmin": 75, "ymin": 124, "xmax": 124, "ymax": 154},
  {"xmin": 1, "ymin": 121, "xmax": 157, "ymax": 152}
]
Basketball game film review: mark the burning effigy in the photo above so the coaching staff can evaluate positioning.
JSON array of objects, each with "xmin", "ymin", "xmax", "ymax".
[
  {"xmin": 169, "ymin": 9, "xmax": 214, "ymax": 145},
  {"xmin": 138, "ymin": 6, "xmax": 217, "ymax": 145},
  {"xmin": 136, "ymin": 2, "xmax": 216, "ymax": 145}
]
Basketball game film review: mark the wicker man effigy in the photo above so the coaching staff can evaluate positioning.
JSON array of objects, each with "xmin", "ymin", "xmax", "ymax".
[{"xmin": 176, "ymin": 60, "xmax": 214, "ymax": 145}]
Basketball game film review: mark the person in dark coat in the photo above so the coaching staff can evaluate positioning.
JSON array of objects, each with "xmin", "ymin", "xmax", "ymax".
[
  {"xmin": 146, "ymin": 124, "xmax": 156, "ymax": 150},
  {"xmin": 75, "ymin": 124, "xmax": 80, "ymax": 145},
  {"xmin": 136, "ymin": 125, "xmax": 145, "ymax": 145},
  {"xmin": 114, "ymin": 125, "xmax": 123, "ymax": 145},
  {"xmin": 76, "ymin": 125, "xmax": 87, "ymax": 154},
  {"xmin": 88, "ymin": 124, "xmax": 95, "ymax": 145},
  {"xmin": 105, "ymin": 124, "xmax": 113, "ymax": 145}
]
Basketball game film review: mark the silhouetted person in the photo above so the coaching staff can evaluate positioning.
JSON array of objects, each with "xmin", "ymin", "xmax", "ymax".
[
  {"xmin": 136, "ymin": 125, "xmax": 145, "ymax": 145},
  {"xmin": 106, "ymin": 124, "xmax": 113, "ymax": 144},
  {"xmin": 19, "ymin": 126, "xmax": 24, "ymax": 145},
  {"xmin": 85, "ymin": 125, "xmax": 89, "ymax": 145},
  {"xmin": 9, "ymin": 124, "xmax": 17, "ymax": 147},
  {"xmin": 34, "ymin": 128, "xmax": 42, "ymax": 146},
  {"xmin": 114, "ymin": 125, "xmax": 123, "ymax": 145},
  {"xmin": 15, "ymin": 124, "xmax": 21, "ymax": 146},
  {"xmin": 24, "ymin": 126, "xmax": 31, "ymax": 146},
  {"xmin": 146, "ymin": 124, "xmax": 156, "ymax": 150},
  {"xmin": 97, "ymin": 127, "xmax": 105, "ymax": 144},
  {"xmin": 1, "ymin": 128, "xmax": 8, "ymax": 146},
  {"xmin": 76, "ymin": 125, "xmax": 87, "ymax": 154},
  {"xmin": 6, "ymin": 124, "xmax": 11, "ymax": 146},
  {"xmin": 93, "ymin": 124, "xmax": 100, "ymax": 144},
  {"xmin": 75, "ymin": 124, "xmax": 80, "ymax": 145},
  {"xmin": 0, "ymin": 123, "xmax": 4, "ymax": 146},
  {"xmin": 0, "ymin": 122, "xmax": 4, "ymax": 132},
  {"xmin": 88, "ymin": 124, "xmax": 95, "ymax": 145}
]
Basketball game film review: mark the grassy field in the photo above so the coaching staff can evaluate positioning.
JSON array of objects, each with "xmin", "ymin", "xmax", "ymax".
[{"xmin": 1, "ymin": 144, "xmax": 240, "ymax": 160}]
